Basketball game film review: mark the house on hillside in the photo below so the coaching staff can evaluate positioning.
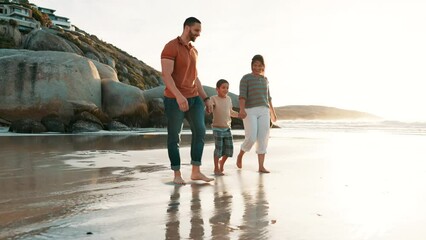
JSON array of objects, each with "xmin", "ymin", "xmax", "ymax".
[
  {"xmin": 0, "ymin": 1, "xmax": 40, "ymax": 31},
  {"xmin": 36, "ymin": 6, "xmax": 74, "ymax": 31},
  {"xmin": 0, "ymin": 0, "xmax": 74, "ymax": 32}
]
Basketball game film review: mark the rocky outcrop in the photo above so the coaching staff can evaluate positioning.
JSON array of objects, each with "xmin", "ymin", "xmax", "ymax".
[
  {"xmin": 0, "ymin": 49, "xmax": 110, "ymax": 122},
  {"xmin": 102, "ymin": 79, "xmax": 149, "ymax": 127},
  {"xmin": 0, "ymin": 48, "xmax": 158, "ymax": 132},
  {"xmin": 22, "ymin": 29, "xmax": 82, "ymax": 54},
  {"xmin": 0, "ymin": 23, "xmax": 22, "ymax": 48}
]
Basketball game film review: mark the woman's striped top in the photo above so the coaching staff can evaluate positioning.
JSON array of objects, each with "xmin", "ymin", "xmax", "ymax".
[{"xmin": 239, "ymin": 73, "xmax": 271, "ymax": 108}]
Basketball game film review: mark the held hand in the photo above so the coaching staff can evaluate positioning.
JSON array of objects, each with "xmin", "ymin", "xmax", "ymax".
[
  {"xmin": 238, "ymin": 109, "xmax": 247, "ymax": 119},
  {"xmin": 205, "ymin": 99, "xmax": 213, "ymax": 114},
  {"xmin": 176, "ymin": 95, "xmax": 189, "ymax": 112}
]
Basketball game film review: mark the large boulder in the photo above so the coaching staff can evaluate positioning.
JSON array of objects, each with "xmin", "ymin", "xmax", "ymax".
[
  {"xmin": 102, "ymin": 79, "xmax": 149, "ymax": 127},
  {"xmin": 0, "ymin": 49, "xmax": 114, "ymax": 122},
  {"xmin": 21, "ymin": 29, "xmax": 82, "ymax": 55},
  {"xmin": 0, "ymin": 23, "xmax": 22, "ymax": 47}
]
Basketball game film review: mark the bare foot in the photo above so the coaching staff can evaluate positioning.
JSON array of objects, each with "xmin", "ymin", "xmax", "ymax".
[
  {"xmin": 236, "ymin": 155, "xmax": 243, "ymax": 169},
  {"xmin": 259, "ymin": 168, "xmax": 270, "ymax": 173},
  {"xmin": 214, "ymin": 171, "xmax": 224, "ymax": 176},
  {"xmin": 173, "ymin": 175, "xmax": 186, "ymax": 185},
  {"xmin": 191, "ymin": 172, "xmax": 214, "ymax": 182}
]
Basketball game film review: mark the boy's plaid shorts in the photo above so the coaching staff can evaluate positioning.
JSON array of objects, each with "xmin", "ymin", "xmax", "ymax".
[{"xmin": 213, "ymin": 128, "xmax": 234, "ymax": 158}]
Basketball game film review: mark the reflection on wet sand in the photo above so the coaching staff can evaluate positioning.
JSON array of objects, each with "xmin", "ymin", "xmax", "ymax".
[
  {"xmin": 166, "ymin": 185, "xmax": 182, "ymax": 240},
  {"xmin": 210, "ymin": 177, "xmax": 233, "ymax": 240},
  {"xmin": 190, "ymin": 183, "xmax": 206, "ymax": 239},
  {"xmin": 164, "ymin": 173, "xmax": 271, "ymax": 240},
  {"xmin": 238, "ymin": 173, "xmax": 270, "ymax": 240},
  {"xmin": 0, "ymin": 134, "xmax": 174, "ymax": 238}
]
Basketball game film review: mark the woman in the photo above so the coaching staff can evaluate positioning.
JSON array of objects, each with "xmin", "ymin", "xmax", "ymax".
[{"xmin": 237, "ymin": 54, "xmax": 277, "ymax": 173}]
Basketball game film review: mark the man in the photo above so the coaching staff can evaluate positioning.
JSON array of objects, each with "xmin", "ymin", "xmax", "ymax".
[{"xmin": 161, "ymin": 17, "xmax": 214, "ymax": 185}]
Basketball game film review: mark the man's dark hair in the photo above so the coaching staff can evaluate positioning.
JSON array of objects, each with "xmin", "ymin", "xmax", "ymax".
[
  {"xmin": 183, "ymin": 17, "xmax": 201, "ymax": 28},
  {"xmin": 216, "ymin": 79, "xmax": 229, "ymax": 88}
]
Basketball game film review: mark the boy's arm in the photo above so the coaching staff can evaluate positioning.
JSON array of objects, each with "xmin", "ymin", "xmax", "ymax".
[{"xmin": 230, "ymin": 108, "xmax": 239, "ymax": 118}]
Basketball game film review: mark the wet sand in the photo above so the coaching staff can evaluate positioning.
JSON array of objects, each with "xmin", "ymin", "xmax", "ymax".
[{"xmin": 2, "ymin": 129, "xmax": 426, "ymax": 239}]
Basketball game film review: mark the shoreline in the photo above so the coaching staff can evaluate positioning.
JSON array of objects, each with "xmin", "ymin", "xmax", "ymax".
[{"xmin": 2, "ymin": 127, "xmax": 426, "ymax": 239}]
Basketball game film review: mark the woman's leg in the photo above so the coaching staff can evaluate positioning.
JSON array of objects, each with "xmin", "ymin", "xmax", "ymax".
[
  {"xmin": 256, "ymin": 107, "xmax": 271, "ymax": 173},
  {"xmin": 238, "ymin": 108, "xmax": 258, "ymax": 168}
]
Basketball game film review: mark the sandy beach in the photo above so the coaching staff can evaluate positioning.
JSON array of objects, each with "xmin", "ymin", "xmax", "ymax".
[{"xmin": 1, "ymin": 125, "xmax": 426, "ymax": 239}]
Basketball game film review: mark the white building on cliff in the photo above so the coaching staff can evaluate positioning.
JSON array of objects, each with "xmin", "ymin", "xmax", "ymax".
[
  {"xmin": 0, "ymin": 1, "xmax": 40, "ymax": 31},
  {"xmin": 0, "ymin": 0, "xmax": 74, "ymax": 31}
]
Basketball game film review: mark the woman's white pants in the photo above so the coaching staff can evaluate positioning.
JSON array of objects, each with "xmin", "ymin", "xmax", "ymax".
[{"xmin": 241, "ymin": 106, "xmax": 270, "ymax": 154}]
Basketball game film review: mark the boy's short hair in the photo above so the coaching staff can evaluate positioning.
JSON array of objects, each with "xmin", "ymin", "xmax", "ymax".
[{"xmin": 216, "ymin": 79, "xmax": 229, "ymax": 88}]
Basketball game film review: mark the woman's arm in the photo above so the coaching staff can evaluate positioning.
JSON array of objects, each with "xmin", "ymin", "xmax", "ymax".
[
  {"xmin": 238, "ymin": 98, "xmax": 247, "ymax": 119},
  {"xmin": 269, "ymin": 99, "xmax": 277, "ymax": 123}
]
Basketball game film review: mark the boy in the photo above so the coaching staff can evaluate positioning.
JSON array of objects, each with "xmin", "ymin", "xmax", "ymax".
[{"xmin": 210, "ymin": 79, "xmax": 239, "ymax": 175}]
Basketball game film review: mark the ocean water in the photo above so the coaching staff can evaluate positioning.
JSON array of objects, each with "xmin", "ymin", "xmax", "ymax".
[
  {"xmin": 275, "ymin": 120, "xmax": 426, "ymax": 136},
  {"xmin": 1, "ymin": 120, "xmax": 426, "ymax": 137}
]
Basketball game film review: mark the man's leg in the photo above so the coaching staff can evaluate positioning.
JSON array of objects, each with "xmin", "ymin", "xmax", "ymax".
[
  {"xmin": 164, "ymin": 97, "xmax": 186, "ymax": 184},
  {"xmin": 187, "ymin": 97, "xmax": 213, "ymax": 182}
]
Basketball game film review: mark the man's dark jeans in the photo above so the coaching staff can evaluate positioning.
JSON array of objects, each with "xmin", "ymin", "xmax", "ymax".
[{"xmin": 164, "ymin": 96, "xmax": 206, "ymax": 171}]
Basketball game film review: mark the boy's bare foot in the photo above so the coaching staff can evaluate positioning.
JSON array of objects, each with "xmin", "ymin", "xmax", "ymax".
[
  {"xmin": 173, "ymin": 175, "xmax": 186, "ymax": 185},
  {"xmin": 259, "ymin": 168, "xmax": 270, "ymax": 173},
  {"xmin": 214, "ymin": 171, "xmax": 224, "ymax": 176},
  {"xmin": 191, "ymin": 172, "xmax": 214, "ymax": 182}
]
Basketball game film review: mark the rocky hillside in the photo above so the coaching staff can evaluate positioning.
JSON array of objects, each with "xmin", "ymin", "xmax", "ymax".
[{"xmin": 0, "ymin": 20, "xmax": 162, "ymax": 90}]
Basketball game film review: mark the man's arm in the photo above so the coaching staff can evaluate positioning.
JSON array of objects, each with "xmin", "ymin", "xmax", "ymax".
[
  {"xmin": 161, "ymin": 58, "xmax": 188, "ymax": 112},
  {"xmin": 195, "ymin": 77, "xmax": 213, "ymax": 113}
]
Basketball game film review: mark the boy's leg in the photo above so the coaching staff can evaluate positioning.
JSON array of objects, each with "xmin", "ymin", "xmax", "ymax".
[
  {"xmin": 213, "ymin": 129, "xmax": 224, "ymax": 175},
  {"xmin": 219, "ymin": 156, "xmax": 228, "ymax": 173},
  {"xmin": 220, "ymin": 129, "xmax": 233, "ymax": 172},
  {"xmin": 214, "ymin": 156, "xmax": 224, "ymax": 176}
]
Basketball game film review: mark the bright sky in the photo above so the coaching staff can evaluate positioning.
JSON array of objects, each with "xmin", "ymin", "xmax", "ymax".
[{"xmin": 32, "ymin": 0, "xmax": 426, "ymax": 121}]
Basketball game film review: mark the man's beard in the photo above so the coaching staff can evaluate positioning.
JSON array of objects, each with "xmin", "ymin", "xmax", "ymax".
[{"xmin": 189, "ymin": 32, "xmax": 197, "ymax": 42}]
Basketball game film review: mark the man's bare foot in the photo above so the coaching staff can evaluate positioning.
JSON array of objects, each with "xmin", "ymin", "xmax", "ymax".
[
  {"xmin": 191, "ymin": 172, "xmax": 214, "ymax": 182},
  {"xmin": 173, "ymin": 171, "xmax": 186, "ymax": 185},
  {"xmin": 173, "ymin": 175, "xmax": 186, "ymax": 185},
  {"xmin": 259, "ymin": 167, "xmax": 270, "ymax": 173},
  {"xmin": 236, "ymin": 155, "xmax": 243, "ymax": 169}
]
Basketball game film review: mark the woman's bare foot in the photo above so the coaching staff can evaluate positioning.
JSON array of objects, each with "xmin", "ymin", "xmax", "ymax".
[
  {"xmin": 191, "ymin": 172, "xmax": 214, "ymax": 182},
  {"xmin": 259, "ymin": 167, "xmax": 270, "ymax": 173},
  {"xmin": 173, "ymin": 171, "xmax": 186, "ymax": 185}
]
